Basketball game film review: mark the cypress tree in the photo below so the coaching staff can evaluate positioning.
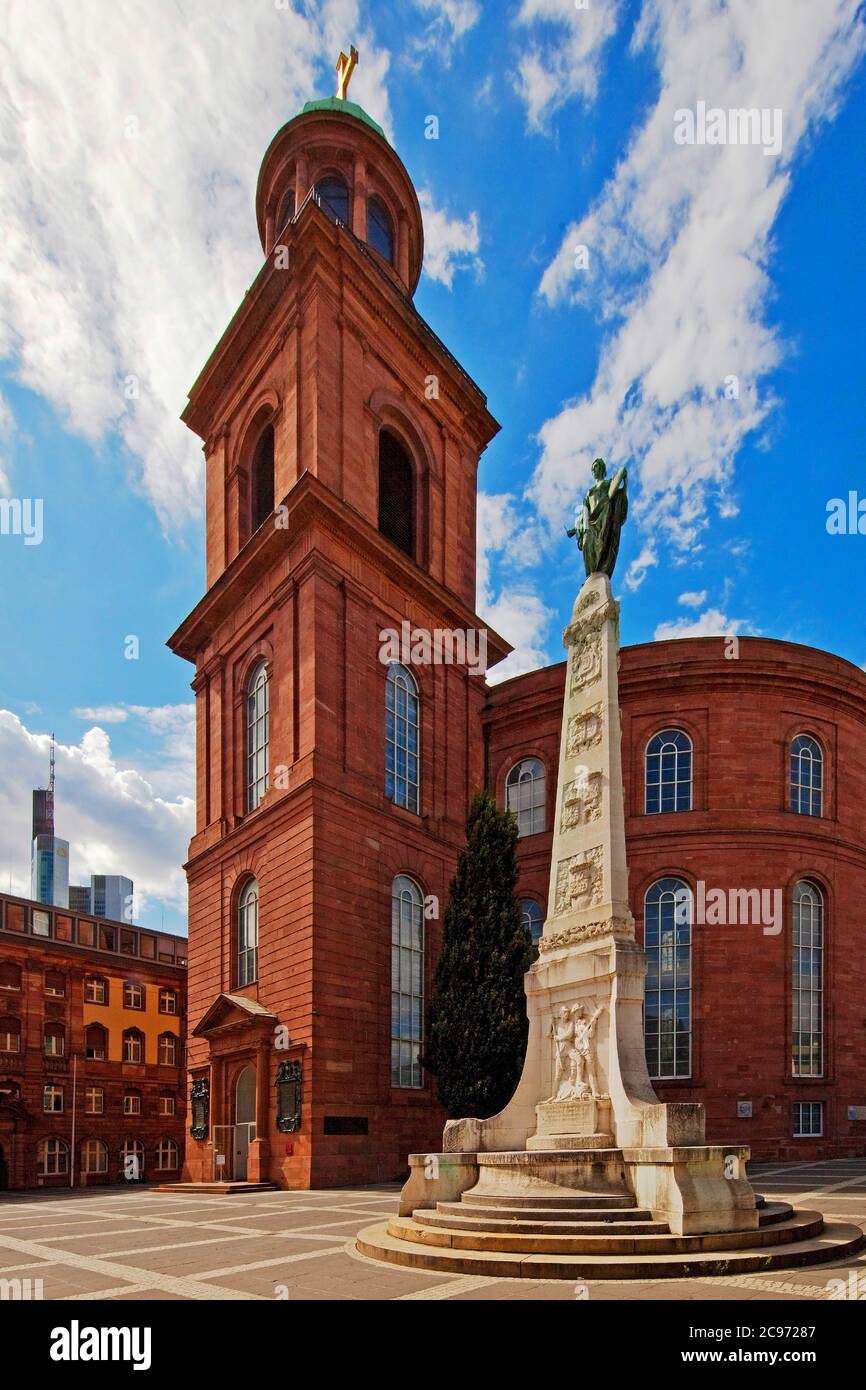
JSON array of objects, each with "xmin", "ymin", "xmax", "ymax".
[{"xmin": 424, "ymin": 789, "xmax": 536, "ymax": 1118}]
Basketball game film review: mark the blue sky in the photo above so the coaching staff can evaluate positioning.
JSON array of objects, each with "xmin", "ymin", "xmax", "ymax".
[{"xmin": 1, "ymin": 0, "xmax": 864, "ymax": 935}]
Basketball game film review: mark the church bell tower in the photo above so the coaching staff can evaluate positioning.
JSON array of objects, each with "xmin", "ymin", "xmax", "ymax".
[{"xmin": 169, "ymin": 53, "xmax": 508, "ymax": 1188}]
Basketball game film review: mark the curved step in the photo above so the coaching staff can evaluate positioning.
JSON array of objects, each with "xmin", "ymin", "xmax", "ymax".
[
  {"xmin": 439, "ymin": 1199, "xmax": 652, "ymax": 1223},
  {"xmin": 416, "ymin": 1210, "xmax": 671, "ymax": 1236},
  {"xmin": 464, "ymin": 1192, "xmax": 636, "ymax": 1210},
  {"xmin": 357, "ymin": 1216, "xmax": 864, "ymax": 1280},
  {"xmin": 389, "ymin": 1208, "xmax": 824, "ymax": 1257}
]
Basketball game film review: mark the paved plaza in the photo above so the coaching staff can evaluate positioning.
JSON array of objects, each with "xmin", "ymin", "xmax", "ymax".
[{"xmin": 0, "ymin": 1158, "xmax": 864, "ymax": 1302}]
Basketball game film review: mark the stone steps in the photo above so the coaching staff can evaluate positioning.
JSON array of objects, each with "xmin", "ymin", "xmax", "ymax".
[
  {"xmin": 393, "ymin": 1206, "xmax": 823, "ymax": 1256},
  {"xmin": 415, "ymin": 1210, "xmax": 670, "ymax": 1236},
  {"xmin": 152, "ymin": 1182, "xmax": 278, "ymax": 1195},
  {"xmin": 356, "ymin": 1214, "xmax": 865, "ymax": 1280},
  {"xmin": 462, "ymin": 1191, "xmax": 637, "ymax": 1209}
]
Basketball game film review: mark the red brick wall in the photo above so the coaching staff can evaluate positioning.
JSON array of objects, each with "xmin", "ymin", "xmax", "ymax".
[{"xmin": 485, "ymin": 636, "xmax": 866, "ymax": 1161}]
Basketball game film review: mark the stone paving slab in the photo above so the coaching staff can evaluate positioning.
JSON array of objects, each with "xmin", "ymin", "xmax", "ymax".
[{"xmin": 0, "ymin": 1159, "xmax": 862, "ymax": 1301}]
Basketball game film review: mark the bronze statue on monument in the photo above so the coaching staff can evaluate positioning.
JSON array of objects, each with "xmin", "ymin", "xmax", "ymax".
[{"xmin": 566, "ymin": 457, "xmax": 628, "ymax": 579}]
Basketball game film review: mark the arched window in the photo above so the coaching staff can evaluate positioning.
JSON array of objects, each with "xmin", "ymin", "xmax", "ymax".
[
  {"xmin": 156, "ymin": 1138, "xmax": 179, "ymax": 1171},
  {"xmin": 385, "ymin": 662, "xmax": 419, "ymax": 813},
  {"xmin": 644, "ymin": 878, "xmax": 692, "ymax": 1079},
  {"xmin": 367, "ymin": 196, "xmax": 394, "ymax": 262},
  {"xmin": 391, "ymin": 875, "xmax": 424, "ymax": 1089},
  {"xmin": 85, "ymin": 1024, "xmax": 107, "ymax": 1060},
  {"xmin": 37, "ymin": 1137, "xmax": 69, "ymax": 1177},
  {"xmin": 0, "ymin": 1018, "xmax": 21, "ymax": 1052},
  {"xmin": 123, "ymin": 1029, "xmax": 144, "ymax": 1064},
  {"xmin": 792, "ymin": 880, "xmax": 824, "ymax": 1077},
  {"xmin": 246, "ymin": 661, "xmax": 269, "ymax": 812},
  {"xmin": 236, "ymin": 877, "xmax": 259, "ymax": 987},
  {"xmin": 120, "ymin": 1139, "xmax": 145, "ymax": 1180},
  {"xmin": 0, "ymin": 961, "xmax": 21, "ymax": 991},
  {"xmin": 520, "ymin": 898, "xmax": 544, "ymax": 946},
  {"xmin": 250, "ymin": 423, "xmax": 275, "ymax": 534},
  {"xmin": 506, "ymin": 758, "xmax": 546, "ymax": 837},
  {"xmin": 791, "ymin": 735, "xmax": 823, "ymax": 816},
  {"xmin": 378, "ymin": 430, "xmax": 414, "ymax": 558},
  {"xmin": 82, "ymin": 1139, "xmax": 108, "ymax": 1175},
  {"xmin": 44, "ymin": 970, "xmax": 65, "ymax": 997},
  {"xmin": 159, "ymin": 1033, "xmax": 178, "ymax": 1066},
  {"xmin": 43, "ymin": 1022, "xmax": 65, "ymax": 1057},
  {"xmin": 645, "ymin": 729, "xmax": 692, "ymax": 814},
  {"xmin": 315, "ymin": 175, "xmax": 349, "ymax": 224}
]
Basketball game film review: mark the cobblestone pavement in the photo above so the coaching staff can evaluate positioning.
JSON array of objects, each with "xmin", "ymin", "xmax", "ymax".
[{"xmin": 0, "ymin": 1158, "xmax": 863, "ymax": 1301}]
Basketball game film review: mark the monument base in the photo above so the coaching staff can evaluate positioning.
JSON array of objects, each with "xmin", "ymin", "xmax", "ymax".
[{"xmin": 526, "ymin": 1097, "xmax": 613, "ymax": 1151}]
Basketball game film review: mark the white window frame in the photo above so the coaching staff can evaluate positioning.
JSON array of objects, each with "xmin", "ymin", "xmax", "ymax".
[
  {"xmin": 643, "ymin": 878, "xmax": 692, "ymax": 1080},
  {"xmin": 506, "ymin": 758, "xmax": 546, "ymax": 837},
  {"xmin": 645, "ymin": 729, "xmax": 693, "ymax": 814},
  {"xmin": 391, "ymin": 875, "xmax": 424, "ymax": 1089},
  {"xmin": 43, "ymin": 1084, "xmax": 64, "ymax": 1114},
  {"xmin": 385, "ymin": 663, "xmax": 420, "ymax": 814},
  {"xmin": 237, "ymin": 878, "xmax": 259, "ymax": 987},
  {"xmin": 246, "ymin": 661, "xmax": 270, "ymax": 812},
  {"xmin": 792, "ymin": 880, "xmax": 824, "ymax": 1078},
  {"xmin": 791, "ymin": 735, "xmax": 823, "ymax": 817},
  {"xmin": 793, "ymin": 1100, "xmax": 823, "ymax": 1138}
]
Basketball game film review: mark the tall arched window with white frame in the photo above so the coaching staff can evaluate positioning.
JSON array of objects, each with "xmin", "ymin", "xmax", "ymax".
[
  {"xmin": 385, "ymin": 662, "xmax": 419, "ymax": 813},
  {"xmin": 645, "ymin": 729, "xmax": 692, "ymax": 814},
  {"xmin": 391, "ymin": 875, "xmax": 424, "ymax": 1089},
  {"xmin": 246, "ymin": 661, "xmax": 269, "ymax": 812},
  {"xmin": 792, "ymin": 880, "xmax": 824, "ymax": 1077},
  {"xmin": 236, "ymin": 877, "xmax": 259, "ymax": 988},
  {"xmin": 790, "ymin": 735, "xmax": 823, "ymax": 816},
  {"xmin": 644, "ymin": 878, "xmax": 692, "ymax": 1079},
  {"xmin": 505, "ymin": 758, "xmax": 546, "ymax": 837}
]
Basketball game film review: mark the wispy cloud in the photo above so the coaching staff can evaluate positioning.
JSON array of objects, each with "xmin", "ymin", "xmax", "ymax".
[
  {"xmin": 513, "ymin": 0, "xmax": 622, "ymax": 131},
  {"xmin": 654, "ymin": 607, "xmax": 751, "ymax": 640},
  {"xmin": 528, "ymin": 0, "xmax": 866, "ymax": 586},
  {"xmin": 419, "ymin": 189, "xmax": 483, "ymax": 287},
  {"xmin": 0, "ymin": 0, "xmax": 391, "ymax": 532}
]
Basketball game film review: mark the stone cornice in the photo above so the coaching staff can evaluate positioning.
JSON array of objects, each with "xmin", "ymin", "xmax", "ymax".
[{"xmin": 167, "ymin": 471, "xmax": 511, "ymax": 668}]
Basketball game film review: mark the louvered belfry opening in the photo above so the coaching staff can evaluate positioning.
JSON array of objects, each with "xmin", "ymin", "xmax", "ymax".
[
  {"xmin": 250, "ymin": 423, "xmax": 275, "ymax": 534},
  {"xmin": 378, "ymin": 429, "xmax": 414, "ymax": 558}
]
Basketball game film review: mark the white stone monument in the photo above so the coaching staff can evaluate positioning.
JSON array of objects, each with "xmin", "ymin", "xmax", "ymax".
[{"xmin": 401, "ymin": 571, "xmax": 758, "ymax": 1236}]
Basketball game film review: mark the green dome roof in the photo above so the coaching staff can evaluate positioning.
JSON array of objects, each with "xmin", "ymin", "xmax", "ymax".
[{"xmin": 299, "ymin": 97, "xmax": 387, "ymax": 142}]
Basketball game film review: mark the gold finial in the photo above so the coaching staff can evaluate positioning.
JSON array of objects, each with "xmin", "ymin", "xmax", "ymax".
[{"xmin": 336, "ymin": 45, "xmax": 359, "ymax": 102}]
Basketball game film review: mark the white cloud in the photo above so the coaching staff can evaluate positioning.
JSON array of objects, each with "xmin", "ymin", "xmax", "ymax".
[
  {"xmin": 418, "ymin": 189, "xmax": 483, "ymax": 287},
  {"xmin": 0, "ymin": 0, "xmax": 392, "ymax": 532},
  {"xmin": 413, "ymin": 0, "xmax": 481, "ymax": 56},
  {"xmin": 529, "ymin": 0, "xmax": 866, "ymax": 583},
  {"xmin": 73, "ymin": 706, "xmax": 129, "ymax": 724},
  {"xmin": 477, "ymin": 491, "xmax": 554, "ymax": 682},
  {"xmin": 678, "ymin": 589, "xmax": 707, "ymax": 608},
  {"xmin": 513, "ymin": 0, "xmax": 622, "ymax": 131},
  {"xmin": 0, "ymin": 709, "xmax": 194, "ymax": 915},
  {"xmin": 653, "ymin": 607, "xmax": 748, "ymax": 640}
]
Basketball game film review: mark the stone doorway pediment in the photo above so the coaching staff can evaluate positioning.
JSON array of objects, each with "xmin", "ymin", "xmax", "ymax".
[{"xmin": 192, "ymin": 992, "xmax": 277, "ymax": 1040}]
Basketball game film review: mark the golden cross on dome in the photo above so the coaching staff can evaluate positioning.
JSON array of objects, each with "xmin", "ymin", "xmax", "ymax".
[{"xmin": 335, "ymin": 45, "xmax": 359, "ymax": 101}]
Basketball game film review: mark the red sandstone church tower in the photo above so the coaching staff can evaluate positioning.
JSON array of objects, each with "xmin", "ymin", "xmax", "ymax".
[{"xmin": 169, "ymin": 68, "xmax": 509, "ymax": 1187}]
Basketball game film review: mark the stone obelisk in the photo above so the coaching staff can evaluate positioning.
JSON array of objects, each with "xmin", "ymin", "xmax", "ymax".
[{"xmin": 398, "ymin": 459, "xmax": 759, "ymax": 1237}]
